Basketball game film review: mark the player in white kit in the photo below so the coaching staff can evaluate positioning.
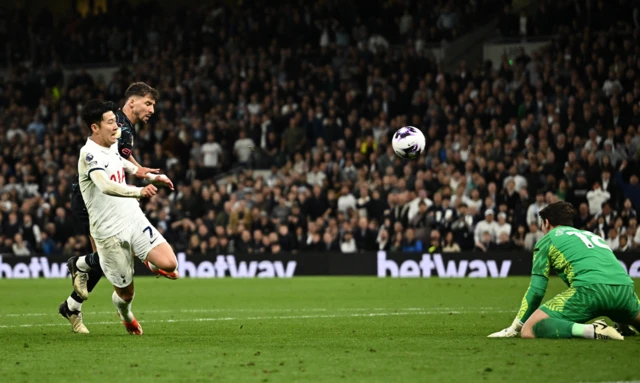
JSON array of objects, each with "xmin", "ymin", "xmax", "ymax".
[{"xmin": 77, "ymin": 100, "xmax": 178, "ymax": 335}]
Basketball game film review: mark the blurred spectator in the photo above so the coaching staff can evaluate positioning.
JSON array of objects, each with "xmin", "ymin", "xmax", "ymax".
[
  {"xmin": 512, "ymin": 225, "xmax": 527, "ymax": 250},
  {"xmin": 606, "ymin": 228, "xmax": 620, "ymax": 252},
  {"xmin": 426, "ymin": 229, "xmax": 442, "ymax": 253},
  {"xmin": 474, "ymin": 231, "xmax": 494, "ymax": 253},
  {"xmin": 340, "ymin": 231, "xmax": 357, "ymax": 253},
  {"xmin": 12, "ymin": 233, "xmax": 31, "ymax": 256},
  {"xmin": 524, "ymin": 223, "xmax": 544, "ymax": 252},
  {"xmin": 402, "ymin": 228, "xmax": 423, "ymax": 253},
  {"xmin": 495, "ymin": 232, "xmax": 516, "ymax": 251},
  {"xmin": 526, "ymin": 192, "xmax": 547, "ymax": 226},
  {"xmin": 442, "ymin": 231, "xmax": 461, "ymax": 253},
  {"xmin": 474, "ymin": 210, "xmax": 499, "ymax": 250},
  {"xmin": 586, "ymin": 182, "xmax": 610, "ymax": 215},
  {"xmin": 495, "ymin": 212, "xmax": 512, "ymax": 242}
]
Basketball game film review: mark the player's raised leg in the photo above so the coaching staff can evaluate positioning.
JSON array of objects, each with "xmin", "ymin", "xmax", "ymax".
[
  {"xmin": 134, "ymin": 221, "xmax": 178, "ymax": 279},
  {"xmin": 144, "ymin": 242, "xmax": 178, "ymax": 279}
]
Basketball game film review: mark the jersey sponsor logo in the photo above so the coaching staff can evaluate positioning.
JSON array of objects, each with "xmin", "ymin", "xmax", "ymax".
[
  {"xmin": 85, "ymin": 153, "xmax": 94, "ymax": 162},
  {"xmin": 377, "ymin": 252, "xmax": 512, "ymax": 278},
  {"xmin": 121, "ymin": 148, "xmax": 132, "ymax": 157},
  {"xmin": 109, "ymin": 169, "xmax": 126, "ymax": 183},
  {"xmin": 105, "ymin": 162, "xmax": 109, "ymax": 168}
]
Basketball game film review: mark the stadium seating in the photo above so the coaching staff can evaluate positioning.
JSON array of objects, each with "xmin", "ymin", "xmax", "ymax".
[{"xmin": 1, "ymin": 0, "xmax": 639, "ymax": 257}]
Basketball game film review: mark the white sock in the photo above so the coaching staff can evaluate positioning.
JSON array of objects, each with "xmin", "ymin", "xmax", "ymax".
[
  {"xmin": 112, "ymin": 292, "xmax": 134, "ymax": 323},
  {"xmin": 67, "ymin": 297, "xmax": 82, "ymax": 312},
  {"xmin": 76, "ymin": 256, "xmax": 90, "ymax": 272},
  {"xmin": 571, "ymin": 323, "xmax": 595, "ymax": 339}
]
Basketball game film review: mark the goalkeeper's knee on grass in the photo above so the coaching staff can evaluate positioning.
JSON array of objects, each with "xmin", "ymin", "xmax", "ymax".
[
  {"xmin": 530, "ymin": 318, "xmax": 625, "ymax": 340},
  {"xmin": 530, "ymin": 318, "xmax": 584, "ymax": 339}
]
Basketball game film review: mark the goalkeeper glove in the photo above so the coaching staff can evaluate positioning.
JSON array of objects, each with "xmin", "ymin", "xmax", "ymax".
[{"xmin": 488, "ymin": 318, "xmax": 523, "ymax": 338}]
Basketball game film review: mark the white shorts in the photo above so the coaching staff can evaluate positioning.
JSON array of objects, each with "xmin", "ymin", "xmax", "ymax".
[{"xmin": 94, "ymin": 218, "xmax": 167, "ymax": 288}]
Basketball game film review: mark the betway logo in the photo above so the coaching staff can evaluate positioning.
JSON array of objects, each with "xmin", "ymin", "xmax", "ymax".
[
  {"xmin": 177, "ymin": 253, "xmax": 297, "ymax": 278},
  {"xmin": 377, "ymin": 252, "xmax": 512, "ymax": 278},
  {"xmin": 0, "ymin": 256, "xmax": 68, "ymax": 279}
]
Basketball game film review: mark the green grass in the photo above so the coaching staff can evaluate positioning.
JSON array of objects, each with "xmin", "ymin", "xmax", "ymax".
[{"xmin": 0, "ymin": 277, "xmax": 638, "ymax": 383}]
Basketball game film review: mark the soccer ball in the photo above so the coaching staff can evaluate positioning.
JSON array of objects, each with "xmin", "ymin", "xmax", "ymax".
[{"xmin": 391, "ymin": 126, "xmax": 426, "ymax": 159}]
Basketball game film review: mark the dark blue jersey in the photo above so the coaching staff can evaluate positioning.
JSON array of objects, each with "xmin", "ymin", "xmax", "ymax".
[{"xmin": 115, "ymin": 109, "xmax": 136, "ymax": 159}]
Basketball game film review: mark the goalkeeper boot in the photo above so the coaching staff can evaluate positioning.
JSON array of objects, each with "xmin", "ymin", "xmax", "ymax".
[
  {"xmin": 614, "ymin": 322, "xmax": 637, "ymax": 336},
  {"xmin": 58, "ymin": 301, "xmax": 89, "ymax": 334},
  {"xmin": 67, "ymin": 256, "xmax": 89, "ymax": 300},
  {"xmin": 593, "ymin": 320, "xmax": 624, "ymax": 340}
]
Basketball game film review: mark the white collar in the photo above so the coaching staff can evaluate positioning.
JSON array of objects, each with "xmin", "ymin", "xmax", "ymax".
[{"xmin": 86, "ymin": 137, "xmax": 114, "ymax": 153}]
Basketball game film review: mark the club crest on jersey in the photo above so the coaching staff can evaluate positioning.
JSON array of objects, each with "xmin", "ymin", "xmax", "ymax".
[{"xmin": 85, "ymin": 153, "xmax": 94, "ymax": 162}]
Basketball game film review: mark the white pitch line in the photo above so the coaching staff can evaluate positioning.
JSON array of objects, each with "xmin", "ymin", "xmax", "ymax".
[
  {"xmin": 580, "ymin": 381, "xmax": 640, "ymax": 383},
  {"xmin": 0, "ymin": 309, "xmax": 513, "ymax": 329},
  {"xmin": 0, "ymin": 306, "xmax": 507, "ymax": 318}
]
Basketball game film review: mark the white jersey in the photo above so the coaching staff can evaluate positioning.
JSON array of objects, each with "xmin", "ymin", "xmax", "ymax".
[{"xmin": 78, "ymin": 138, "xmax": 145, "ymax": 239}]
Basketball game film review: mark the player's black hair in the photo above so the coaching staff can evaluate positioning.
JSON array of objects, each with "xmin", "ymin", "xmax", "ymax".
[
  {"xmin": 81, "ymin": 100, "xmax": 118, "ymax": 134},
  {"xmin": 538, "ymin": 201, "xmax": 576, "ymax": 228},
  {"xmin": 125, "ymin": 82, "xmax": 159, "ymax": 101}
]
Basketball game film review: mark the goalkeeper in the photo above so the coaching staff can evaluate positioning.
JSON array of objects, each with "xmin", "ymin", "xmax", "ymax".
[{"xmin": 488, "ymin": 201, "xmax": 640, "ymax": 340}]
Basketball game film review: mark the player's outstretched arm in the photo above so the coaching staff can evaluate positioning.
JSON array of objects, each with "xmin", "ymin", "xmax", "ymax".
[
  {"xmin": 122, "ymin": 158, "xmax": 160, "ymax": 178},
  {"xmin": 122, "ymin": 158, "xmax": 174, "ymax": 190},
  {"xmin": 488, "ymin": 238, "xmax": 550, "ymax": 338},
  {"xmin": 89, "ymin": 169, "xmax": 156, "ymax": 198},
  {"xmin": 488, "ymin": 275, "xmax": 548, "ymax": 338}
]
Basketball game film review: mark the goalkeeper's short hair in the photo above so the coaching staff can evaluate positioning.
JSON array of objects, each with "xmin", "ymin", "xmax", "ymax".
[{"xmin": 538, "ymin": 201, "xmax": 576, "ymax": 227}]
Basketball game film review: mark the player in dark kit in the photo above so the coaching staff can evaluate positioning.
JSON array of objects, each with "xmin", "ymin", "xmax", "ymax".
[{"xmin": 59, "ymin": 82, "xmax": 176, "ymax": 333}]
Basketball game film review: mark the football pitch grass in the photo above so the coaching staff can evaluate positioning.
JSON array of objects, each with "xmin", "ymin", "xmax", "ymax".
[{"xmin": 0, "ymin": 277, "xmax": 638, "ymax": 383}]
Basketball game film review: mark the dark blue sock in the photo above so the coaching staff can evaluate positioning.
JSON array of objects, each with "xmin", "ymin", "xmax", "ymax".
[
  {"xmin": 85, "ymin": 252, "xmax": 101, "ymax": 269},
  {"xmin": 86, "ymin": 268, "xmax": 103, "ymax": 293},
  {"xmin": 70, "ymin": 291, "xmax": 84, "ymax": 304}
]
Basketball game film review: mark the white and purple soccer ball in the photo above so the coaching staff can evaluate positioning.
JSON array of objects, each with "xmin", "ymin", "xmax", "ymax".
[{"xmin": 391, "ymin": 126, "xmax": 426, "ymax": 159}]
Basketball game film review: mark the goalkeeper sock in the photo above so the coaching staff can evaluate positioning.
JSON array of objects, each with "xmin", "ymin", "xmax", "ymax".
[
  {"xmin": 571, "ymin": 323, "xmax": 595, "ymax": 339},
  {"xmin": 112, "ymin": 292, "xmax": 134, "ymax": 323},
  {"xmin": 532, "ymin": 318, "xmax": 574, "ymax": 339}
]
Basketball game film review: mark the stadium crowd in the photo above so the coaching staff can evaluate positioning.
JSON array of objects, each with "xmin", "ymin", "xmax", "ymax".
[
  {"xmin": 1, "ymin": 0, "xmax": 640, "ymax": 257},
  {"xmin": 1, "ymin": 0, "xmax": 501, "ymax": 67},
  {"xmin": 498, "ymin": 0, "xmax": 640, "ymax": 39}
]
